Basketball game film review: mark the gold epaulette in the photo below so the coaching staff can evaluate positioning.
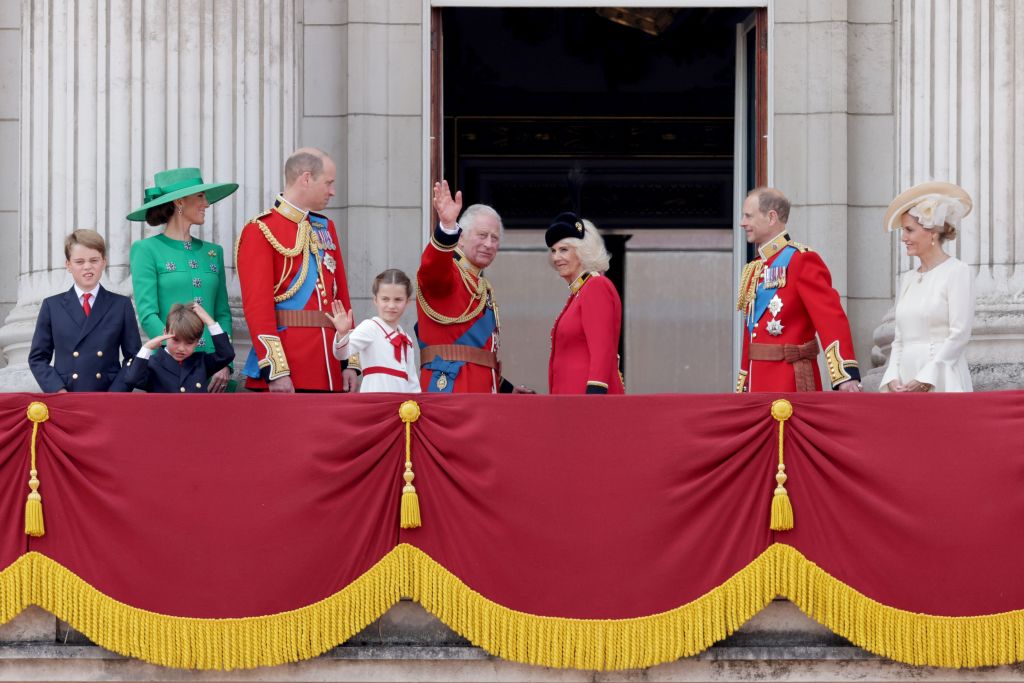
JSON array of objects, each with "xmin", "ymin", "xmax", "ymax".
[{"xmin": 791, "ymin": 242, "xmax": 813, "ymax": 253}]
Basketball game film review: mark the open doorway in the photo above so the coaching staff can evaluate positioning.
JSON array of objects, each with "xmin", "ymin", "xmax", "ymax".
[{"xmin": 430, "ymin": 6, "xmax": 767, "ymax": 393}]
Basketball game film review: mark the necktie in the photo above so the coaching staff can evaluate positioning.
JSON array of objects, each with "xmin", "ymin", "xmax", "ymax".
[
  {"xmin": 82, "ymin": 292, "xmax": 92, "ymax": 317},
  {"xmin": 390, "ymin": 332, "xmax": 412, "ymax": 363}
]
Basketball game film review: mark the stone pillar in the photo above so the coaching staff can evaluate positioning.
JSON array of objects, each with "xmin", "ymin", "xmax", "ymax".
[
  {"xmin": 0, "ymin": 0, "xmax": 296, "ymax": 390},
  {"xmin": 870, "ymin": 0, "xmax": 1024, "ymax": 390}
]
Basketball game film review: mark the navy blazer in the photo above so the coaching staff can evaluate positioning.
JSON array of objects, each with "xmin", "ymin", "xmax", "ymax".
[
  {"xmin": 29, "ymin": 285, "xmax": 142, "ymax": 392},
  {"xmin": 123, "ymin": 329, "xmax": 235, "ymax": 393}
]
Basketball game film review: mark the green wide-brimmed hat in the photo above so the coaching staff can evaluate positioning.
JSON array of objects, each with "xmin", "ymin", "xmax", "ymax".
[{"xmin": 126, "ymin": 167, "xmax": 239, "ymax": 221}]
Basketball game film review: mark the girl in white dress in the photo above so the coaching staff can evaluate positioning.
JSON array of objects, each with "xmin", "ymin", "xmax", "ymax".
[
  {"xmin": 880, "ymin": 182, "xmax": 975, "ymax": 393},
  {"xmin": 326, "ymin": 269, "xmax": 420, "ymax": 393}
]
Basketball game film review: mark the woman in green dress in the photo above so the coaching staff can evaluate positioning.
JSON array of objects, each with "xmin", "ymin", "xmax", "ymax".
[{"xmin": 127, "ymin": 168, "xmax": 239, "ymax": 392}]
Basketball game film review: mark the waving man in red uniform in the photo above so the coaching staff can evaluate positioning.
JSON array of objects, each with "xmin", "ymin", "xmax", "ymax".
[
  {"xmin": 236, "ymin": 148, "xmax": 356, "ymax": 393},
  {"xmin": 416, "ymin": 181, "xmax": 530, "ymax": 393},
  {"xmin": 735, "ymin": 187, "xmax": 861, "ymax": 393}
]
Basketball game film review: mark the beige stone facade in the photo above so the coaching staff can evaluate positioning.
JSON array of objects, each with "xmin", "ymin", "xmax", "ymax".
[{"xmin": 0, "ymin": 0, "xmax": 1021, "ymax": 674}]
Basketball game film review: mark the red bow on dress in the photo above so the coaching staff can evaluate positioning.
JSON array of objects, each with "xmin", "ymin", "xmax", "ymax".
[{"xmin": 390, "ymin": 332, "xmax": 412, "ymax": 363}]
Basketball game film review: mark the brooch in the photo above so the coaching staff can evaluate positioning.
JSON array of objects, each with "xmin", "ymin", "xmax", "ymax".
[
  {"xmin": 183, "ymin": 241, "xmax": 193, "ymax": 251},
  {"xmin": 164, "ymin": 261, "xmax": 177, "ymax": 272},
  {"xmin": 193, "ymin": 296, "xmax": 203, "ymax": 305},
  {"xmin": 208, "ymin": 249, "xmax": 216, "ymax": 257},
  {"xmin": 767, "ymin": 319, "xmax": 784, "ymax": 336},
  {"xmin": 188, "ymin": 260, "xmax": 199, "ymax": 269},
  {"xmin": 209, "ymin": 263, "xmax": 218, "ymax": 273},
  {"xmin": 192, "ymin": 278, "xmax": 203, "ymax": 288},
  {"xmin": 768, "ymin": 295, "xmax": 783, "ymax": 317}
]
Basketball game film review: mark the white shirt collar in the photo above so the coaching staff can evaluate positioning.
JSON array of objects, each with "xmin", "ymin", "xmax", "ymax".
[{"xmin": 73, "ymin": 283, "xmax": 100, "ymax": 301}]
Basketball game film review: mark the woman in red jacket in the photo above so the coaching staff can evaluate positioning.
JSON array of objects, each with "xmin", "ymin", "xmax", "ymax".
[{"xmin": 546, "ymin": 213, "xmax": 625, "ymax": 395}]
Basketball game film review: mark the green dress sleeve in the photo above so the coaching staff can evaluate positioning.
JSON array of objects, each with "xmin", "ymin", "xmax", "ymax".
[
  {"xmin": 130, "ymin": 239, "xmax": 166, "ymax": 340},
  {"xmin": 213, "ymin": 244, "xmax": 232, "ymax": 338}
]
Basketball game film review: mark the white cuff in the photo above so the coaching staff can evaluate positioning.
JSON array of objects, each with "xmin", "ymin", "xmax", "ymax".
[
  {"xmin": 137, "ymin": 347, "xmax": 154, "ymax": 359},
  {"xmin": 208, "ymin": 323, "xmax": 224, "ymax": 335},
  {"xmin": 438, "ymin": 221, "xmax": 460, "ymax": 235}
]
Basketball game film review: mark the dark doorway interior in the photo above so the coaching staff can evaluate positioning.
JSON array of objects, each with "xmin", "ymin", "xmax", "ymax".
[{"xmin": 442, "ymin": 7, "xmax": 750, "ymax": 231}]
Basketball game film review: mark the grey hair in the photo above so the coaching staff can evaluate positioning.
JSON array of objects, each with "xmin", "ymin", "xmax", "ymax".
[
  {"xmin": 459, "ymin": 204, "xmax": 504, "ymax": 238},
  {"xmin": 284, "ymin": 148, "xmax": 327, "ymax": 186},
  {"xmin": 748, "ymin": 186, "xmax": 791, "ymax": 224},
  {"xmin": 550, "ymin": 218, "xmax": 611, "ymax": 274}
]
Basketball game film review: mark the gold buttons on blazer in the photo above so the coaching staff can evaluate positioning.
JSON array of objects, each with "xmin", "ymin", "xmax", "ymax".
[
  {"xmin": 96, "ymin": 351, "xmax": 103, "ymax": 357},
  {"xmin": 72, "ymin": 351, "xmax": 79, "ymax": 357},
  {"xmin": 180, "ymin": 387, "xmax": 186, "ymax": 393},
  {"xmin": 71, "ymin": 373, "xmax": 78, "ymax": 380},
  {"xmin": 95, "ymin": 373, "xmax": 102, "ymax": 379}
]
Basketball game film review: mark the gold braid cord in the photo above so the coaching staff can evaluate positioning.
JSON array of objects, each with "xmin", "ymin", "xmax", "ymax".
[
  {"xmin": 235, "ymin": 218, "xmax": 319, "ymax": 303},
  {"xmin": 418, "ymin": 267, "xmax": 498, "ymax": 327},
  {"xmin": 736, "ymin": 260, "xmax": 764, "ymax": 313}
]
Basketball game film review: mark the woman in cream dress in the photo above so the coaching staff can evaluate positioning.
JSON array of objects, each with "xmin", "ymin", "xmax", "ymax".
[{"xmin": 880, "ymin": 182, "xmax": 975, "ymax": 393}]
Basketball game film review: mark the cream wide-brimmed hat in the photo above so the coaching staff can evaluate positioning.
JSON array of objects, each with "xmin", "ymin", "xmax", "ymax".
[{"xmin": 883, "ymin": 181, "xmax": 972, "ymax": 233}]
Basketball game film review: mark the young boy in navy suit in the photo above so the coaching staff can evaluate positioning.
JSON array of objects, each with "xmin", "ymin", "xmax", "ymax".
[
  {"xmin": 123, "ymin": 302, "xmax": 234, "ymax": 393},
  {"xmin": 29, "ymin": 229, "xmax": 142, "ymax": 392}
]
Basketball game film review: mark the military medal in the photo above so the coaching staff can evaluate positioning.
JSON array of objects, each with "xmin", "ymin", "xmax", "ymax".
[
  {"xmin": 324, "ymin": 253, "xmax": 336, "ymax": 273},
  {"xmin": 763, "ymin": 266, "xmax": 787, "ymax": 290},
  {"xmin": 436, "ymin": 374, "xmax": 448, "ymax": 390},
  {"xmin": 767, "ymin": 319, "xmax": 784, "ymax": 336},
  {"xmin": 768, "ymin": 295, "xmax": 783, "ymax": 317}
]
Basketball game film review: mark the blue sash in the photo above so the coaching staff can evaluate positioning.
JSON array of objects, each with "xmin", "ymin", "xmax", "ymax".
[
  {"xmin": 416, "ymin": 307, "xmax": 497, "ymax": 393},
  {"xmin": 748, "ymin": 245, "xmax": 796, "ymax": 336},
  {"xmin": 242, "ymin": 248, "xmax": 322, "ymax": 379}
]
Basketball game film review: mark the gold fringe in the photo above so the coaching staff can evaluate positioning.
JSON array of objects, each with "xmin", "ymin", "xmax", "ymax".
[
  {"xmin": 404, "ymin": 544, "xmax": 778, "ymax": 671},
  {"xmin": 24, "ymin": 402, "xmax": 49, "ymax": 537},
  {"xmin": 769, "ymin": 399, "xmax": 794, "ymax": 531},
  {"xmin": 0, "ymin": 544, "xmax": 1023, "ymax": 670},
  {"xmin": 0, "ymin": 550, "xmax": 407, "ymax": 671},
  {"xmin": 399, "ymin": 401, "xmax": 422, "ymax": 529}
]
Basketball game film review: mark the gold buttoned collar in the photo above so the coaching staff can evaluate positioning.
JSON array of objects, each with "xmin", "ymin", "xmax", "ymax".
[
  {"xmin": 273, "ymin": 194, "xmax": 309, "ymax": 224},
  {"xmin": 454, "ymin": 248, "xmax": 482, "ymax": 278},
  {"xmin": 758, "ymin": 231, "xmax": 791, "ymax": 261},
  {"xmin": 569, "ymin": 271, "xmax": 595, "ymax": 295}
]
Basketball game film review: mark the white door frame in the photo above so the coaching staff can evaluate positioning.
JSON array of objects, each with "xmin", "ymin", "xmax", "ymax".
[
  {"xmin": 421, "ymin": 1, "xmax": 774, "ymax": 386},
  {"xmin": 421, "ymin": 0, "xmax": 774, "ymax": 236}
]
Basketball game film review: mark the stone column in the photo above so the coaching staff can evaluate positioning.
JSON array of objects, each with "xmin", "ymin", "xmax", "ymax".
[
  {"xmin": 0, "ymin": 0, "xmax": 296, "ymax": 390},
  {"xmin": 870, "ymin": 0, "xmax": 1024, "ymax": 390}
]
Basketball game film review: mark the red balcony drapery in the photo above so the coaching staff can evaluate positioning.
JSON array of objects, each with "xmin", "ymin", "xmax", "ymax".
[{"xmin": 0, "ymin": 391, "xmax": 1021, "ymax": 670}]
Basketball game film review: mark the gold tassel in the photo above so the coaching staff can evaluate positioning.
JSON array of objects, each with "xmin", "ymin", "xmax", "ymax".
[
  {"xmin": 398, "ymin": 400, "xmax": 422, "ymax": 529},
  {"xmin": 769, "ymin": 399, "xmax": 793, "ymax": 531},
  {"xmin": 24, "ymin": 401, "xmax": 50, "ymax": 537}
]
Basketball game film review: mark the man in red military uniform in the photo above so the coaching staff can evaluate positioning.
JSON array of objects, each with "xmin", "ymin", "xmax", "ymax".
[
  {"xmin": 735, "ymin": 187, "xmax": 861, "ymax": 393},
  {"xmin": 236, "ymin": 148, "xmax": 357, "ymax": 392},
  {"xmin": 416, "ymin": 181, "xmax": 530, "ymax": 393}
]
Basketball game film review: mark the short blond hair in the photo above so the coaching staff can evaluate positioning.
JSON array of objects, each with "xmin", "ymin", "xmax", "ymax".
[
  {"xmin": 550, "ymin": 219, "xmax": 611, "ymax": 274},
  {"xmin": 64, "ymin": 229, "xmax": 106, "ymax": 260},
  {"xmin": 165, "ymin": 304, "xmax": 204, "ymax": 343}
]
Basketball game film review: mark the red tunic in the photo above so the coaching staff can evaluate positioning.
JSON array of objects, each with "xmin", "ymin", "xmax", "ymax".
[
  {"xmin": 549, "ymin": 273, "xmax": 625, "ymax": 395},
  {"xmin": 236, "ymin": 199, "xmax": 351, "ymax": 391},
  {"xmin": 736, "ymin": 233, "xmax": 859, "ymax": 392},
  {"xmin": 416, "ymin": 228, "xmax": 500, "ymax": 393}
]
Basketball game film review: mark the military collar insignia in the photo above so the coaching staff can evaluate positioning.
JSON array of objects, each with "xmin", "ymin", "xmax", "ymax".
[
  {"xmin": 568, "ymin": 271, "xmax": 596, "ymax": 295},
  {"xmin": 454, "ymin": 248, "xmax": 482, "ymax": 277},
  {"xmin": 758, "ymin": 231, "xmax": 791, "ymax": 261},
  {"xmin": 273, "ymin": 194, "xmax": 309, "ymax": 224}
]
